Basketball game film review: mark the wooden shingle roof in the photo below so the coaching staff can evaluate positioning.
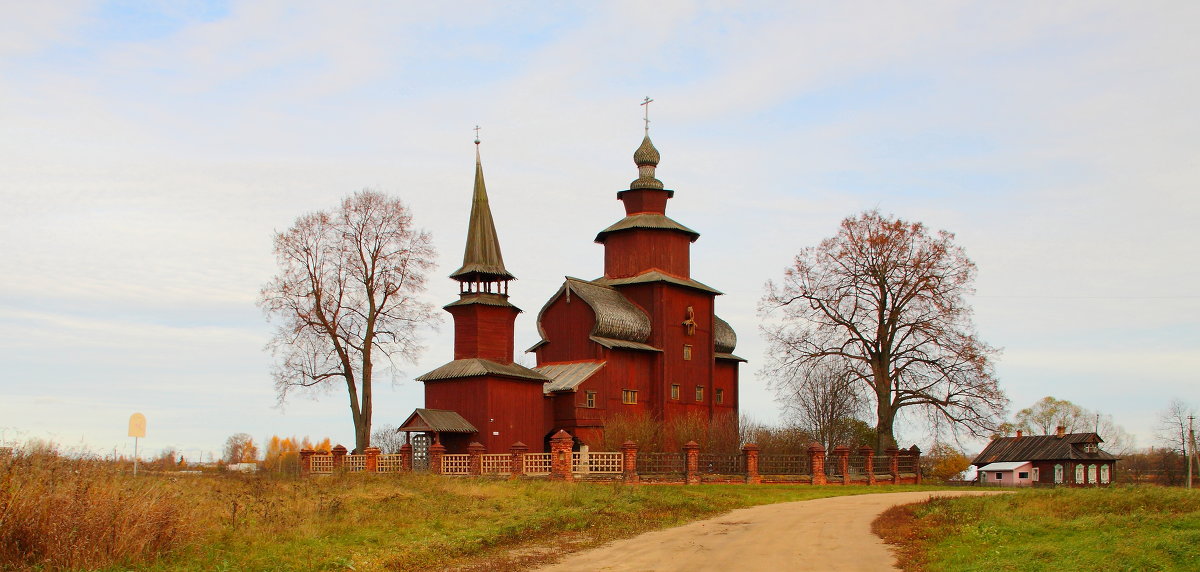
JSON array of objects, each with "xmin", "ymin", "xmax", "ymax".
[
  {"xmin": 450, "ymin": 145, "xmax": 514, "ymax": 282},
  {"xmin": 594, "ymin": 213, "xmax": 700, "ymax": 243},
  {"xmin": 398, "ymin": 409, "xmax": 478, "ymax": 433},
  {"xmin": 971, "ymin": 432, "xmax": 1118, "ymax": 466}
]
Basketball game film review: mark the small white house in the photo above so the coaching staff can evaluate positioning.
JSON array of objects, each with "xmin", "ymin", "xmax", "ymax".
[{"xmin": 976, "ymin": 461, "xmax": 1034, "ymax": 487}]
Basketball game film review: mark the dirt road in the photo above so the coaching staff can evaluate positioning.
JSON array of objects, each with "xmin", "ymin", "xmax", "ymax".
[{"xmin": 534, "ymin": 490, "xmax": 1003, "ymax": 572}]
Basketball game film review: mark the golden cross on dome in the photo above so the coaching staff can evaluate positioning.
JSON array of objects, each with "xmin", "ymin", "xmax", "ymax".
[{"xmin": 641, "ymin": 96, "xmax": 654, "ymax": 133}]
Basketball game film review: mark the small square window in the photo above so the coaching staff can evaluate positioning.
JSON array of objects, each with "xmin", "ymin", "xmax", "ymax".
[
  {"xmin": 1018, "ymin": 472, "xmax": 1029, "ymax": 479},
  {"xmin": 585, "ymin": 391, "xmax": 597, "ymax": 408},
  {"xmin": 683, "ymin": 345, "xmax": 692, "ymax": 360},
  {"xmin": 994, "ymin": 472, "xmax": 1002, "ymax": 480},
  {"xmin": 670, "ymin": 384, "xmax": 680, "ymax": 400},
  {"xmin": 716, "ymin": 388, "xmax": 725, "ymax": 404},
  {"xmin": 622, "ymin": 389, "xmax": 637, "ymax": 405},
  {"xmin": 695, "ymin": 386, "xmax": 704, "ymax": 402}
]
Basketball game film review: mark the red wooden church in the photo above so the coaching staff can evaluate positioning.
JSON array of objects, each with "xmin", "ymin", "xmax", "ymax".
[{"xmin": 400, "ymin": 127, "xmax": 743, "ymax": 453}]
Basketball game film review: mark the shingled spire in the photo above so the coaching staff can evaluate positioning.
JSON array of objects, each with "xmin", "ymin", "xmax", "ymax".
[{"xmin": 450, "ymin": 136, "xmax": 514, "ymax": 292}]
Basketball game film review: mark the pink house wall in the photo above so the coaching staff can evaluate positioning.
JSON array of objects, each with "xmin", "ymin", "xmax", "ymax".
[{"xmin": 981, "ymin": 462, "xmax": 1034, "ymax": 487}]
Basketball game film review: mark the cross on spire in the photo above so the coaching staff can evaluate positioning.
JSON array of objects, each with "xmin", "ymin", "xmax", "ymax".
[
  {"xmin": 641, "ymin": 96, "xmax": 654, "ymax": 134},
  {"xmin": 474, "ymin": 125, "xmax": 481, "ymax": 145}
]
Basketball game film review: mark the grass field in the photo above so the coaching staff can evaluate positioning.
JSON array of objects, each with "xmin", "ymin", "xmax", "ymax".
[
  {"xmin": 877, "ymin": 486, "xmax": 1200, "ymax": 571},
  {"xmin": 2, "ymin": 449, "xmax": 938, "ymax": 571}
]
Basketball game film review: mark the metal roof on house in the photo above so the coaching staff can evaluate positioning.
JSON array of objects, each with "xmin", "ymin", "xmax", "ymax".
[
  {"xmin": 977, "ymin": 462, "xmax": 1031, "ymax": 472},
  {"xmin": 415, "ymin": 358, "xmax": 548, "ymax": 382},
  {"xmin": 397, "ymin": 408, "xmax": 478, "ymax": 433},
  {"xmin": 594, "ymin": 213, "xmax": 700, "ymax": 243},
  {"xmin": 536, "ymin": 361, "xmax": 606, "ymax": 393},
  {"xmin": 594, "ymin": 271, "xmax": 722, "ymax": 295},
  {"xmin": 971, "ymin": 432, "xmax": 1119, "ymax": 466}
]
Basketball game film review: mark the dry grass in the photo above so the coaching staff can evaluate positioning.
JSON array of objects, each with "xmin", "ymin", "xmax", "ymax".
[{"xmin": 0, "ymin": 448, "xmax": 201, "ymax": 570}]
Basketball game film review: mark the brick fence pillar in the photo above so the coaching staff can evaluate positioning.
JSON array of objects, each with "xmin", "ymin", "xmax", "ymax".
[
  {"xmin": 299, "ymin": 449, "xmax": 315, "ymax": 477},
  {"xmin": 509, "ymin": 442, "xmax": 527, "ymax": 480},
  {"xmin": 743, "ymin": 443, "xmax": 761, "ymax": 485},
  {"xmin": 364, "ymin": 446, "xmax": 381, "ymax": 473},
  {"xmin": 910, "ymin": 445, "xmax": 923, "ymax": 484},
  {"xmin": 683, "ymin": 441, "xmax": 701, "ymax": 485},
  {"xmin": 833, "ymin": 446, "xmax": 850, "ymax": 485},
  {"xmin": 429, "ymin": 440, "xmax": 446, "ymax": 475},
  {"xmin": 809, "ymin": 442, "xmax": 827, "ymax": 485},
  {"xmin": 468, "ymin": 442, "xmax": 485, "ymax": 476},
  {"xmin": 549, "ymin": 430, "xmax": 574, "ymax": 482},
  {"xmin": 859, "ymin": 446, "xmax": 876, "ymax": 486},
  {"xmin": 886, "ymin": 445, "xmax": 900, "ymax": 484},
  {"xmin": 331, "ymin": 444, "xmax": 347, "ymax": 472},
  {"xmin": 399, "ymin": 443, "xmax": 413, "ymax": 472},
  {"xmin": 622, "ymin": 440, "xmax": 640, "ymax": 484}
]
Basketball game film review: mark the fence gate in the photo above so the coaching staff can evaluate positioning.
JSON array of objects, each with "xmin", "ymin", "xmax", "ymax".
[{"xmin": 411, "ymin": 434, "xmax": 430, "ymax": 472}]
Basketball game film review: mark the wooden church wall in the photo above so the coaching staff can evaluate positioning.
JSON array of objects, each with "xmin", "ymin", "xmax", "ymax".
[
  {"xmin": 449, "ymin": 304, "xmax": 518, "ymax": 362},
  {"xmin": 534, "ymin": 293, "xmax": 601, "ymax": 364},
  {"xmin": 602, "ymin": 231, "xmax": 692, "ymax": 279}
]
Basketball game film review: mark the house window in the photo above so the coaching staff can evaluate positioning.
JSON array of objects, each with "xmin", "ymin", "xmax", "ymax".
[
  {"xmin": 695, "ymin": 386, "xmax": 704, "ymax": 402},
  {"xmin": 716, "ymin": 388, "xmax": 725, "ymax": 404},
  {"xmin": 1084, "ymin": 443, "xmax": 1097, "ymax": 453},
  {"xmin": 1033, "ymin": 467, "xmax": 1040, "ymax": 481},
  {"xmin": 1100, "ymin": 464, "xmax": 1110, "ymax": 484},
  {"xmin": 683, "ymin": 345, "xmax": 692, "ymax": 360},
  {"xmin": 1018, "ymin": 472, "xmax": 1029, "ymax": 479},
  {"xmin": 994, "ymin": 472, "xmax": 1002, "ymax": 481},
  {"xmin": 1088, "ymin": 464, "xmax": 1097, "ymax": 484},
  {"xmin": 671, "ymin": 384, "xmax": 680, "ymax": 400},
  {"xmin": 622, "ymin": 389, "xmax": 637, "ymax": 405},
  {"xmin": 1054, "ymin": 464, "xmax": 1064, "ymax": 483},
  {"xmin": 1075, "ymin": 464, "xmax": 1084, "ymax": 484},
  {"xmin": 584, "ymin": 391, "xmax": 596, "ymax": 408}
]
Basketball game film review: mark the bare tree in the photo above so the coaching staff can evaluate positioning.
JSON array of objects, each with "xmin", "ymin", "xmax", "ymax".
[
  {"xmin": 223, "ymin": 433, "xmax": 258, "ymax": 464},
  {"xmin": 370, "ymin": 424, "xmax": 407, "ymax": 454},
  {"xmin": 773, "ymin": 364, "xmax": 868, "ymax": 450},
  {"xmin": 1012, "ymin": 395, "xmax": 1134, "ymax": 455},
  {"xmin": 1013, "ymin": 396, "xmax": 1087, "ymax": 434},
  {"xmin": 260, "ymin": 190, "xmax": 439, "ymax": 451},
  {"xmin": 1156, "ymin": 398, "xmax": 1196, "ymax": 455},
  {"xmin": 761, "ymin": 210, "xmax": 1006, "ymax": 450}
]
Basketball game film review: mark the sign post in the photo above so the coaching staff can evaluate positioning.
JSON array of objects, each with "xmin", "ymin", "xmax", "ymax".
[{"xmin": 128, "ymin": 413, "xmax": 146, "ymax": 476}]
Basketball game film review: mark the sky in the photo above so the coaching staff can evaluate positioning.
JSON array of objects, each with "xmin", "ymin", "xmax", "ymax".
[{"xmin": 2, "ymin": 1, "xmax": 1197, "ymax": 461}]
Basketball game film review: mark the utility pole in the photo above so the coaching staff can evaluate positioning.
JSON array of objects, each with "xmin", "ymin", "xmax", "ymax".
[{"xmin": 1188, "ymin": 415, "xmax": 1195, "ymax": 490}]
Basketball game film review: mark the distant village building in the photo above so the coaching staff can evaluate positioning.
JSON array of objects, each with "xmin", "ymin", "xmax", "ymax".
[
  {"xmin": 400, "ymin": 129, "xmax": 742, "ymax": 453},
  {"xmin": 971, "ymin": 426, "xmax": 1118, "ymax": 486}
]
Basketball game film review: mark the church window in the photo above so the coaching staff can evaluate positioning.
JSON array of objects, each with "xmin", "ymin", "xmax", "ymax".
[
  {"xmin": 695, "ymin": 386, "xmax": 704, "ymax": 402},
  {"xmin": 716, "ymin": 388, "xmax": 725, "ymax": 404},
  {"xmin": 671, "ymin": 384, "xmax": 680, "ymax": 400},
  {"xmin": 585, "ymin": 391, "xmax": 597, "ymax": 408},
  {"xmin": 683, "ymin": 345, "xmax": 692, "ymax": 360},
  {"xmin": 622, "ymin": 389, "xmax": 637, "ymax": 405}
]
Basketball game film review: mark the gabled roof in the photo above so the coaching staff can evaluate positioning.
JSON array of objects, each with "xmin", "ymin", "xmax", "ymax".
[
  {"xmin": 971, "ymin": 432, "xmax": 1119, "ymax": 466},
  {"xmin": 594, "ymin": 271, "xmax": 722, "ymax": 295},
  {"xmin": 536, "ymin": 361, "xmax": 606, "ymax": 393},
  {"xmin": 415, "ymin": 358, "xmax": 548, "ymax": 382},
  {"xmin": 530, "ymin": 277, "xmax": 653, "ymax": 352},
  {"xmin": 594, "ymin": 213, "xmax": 700, "ymax": 243},
  {"xmin": 398, "ymin": 408, "xmax": 477, "ymax": 433}
]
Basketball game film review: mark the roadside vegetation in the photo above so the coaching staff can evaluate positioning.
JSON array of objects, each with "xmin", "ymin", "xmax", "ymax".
[
  {"xmin": 2, "ymin": 446, "xmax": 936, "ymax": 571},
  {"xmin": 876, "ymin": 486, "xmax": 1200, "ymax": 571}
]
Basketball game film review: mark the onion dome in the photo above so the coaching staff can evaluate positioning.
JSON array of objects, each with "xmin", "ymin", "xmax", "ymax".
[{"xmin": 630, "ymin": 134, "xmax": 664, "ymax": 190}]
